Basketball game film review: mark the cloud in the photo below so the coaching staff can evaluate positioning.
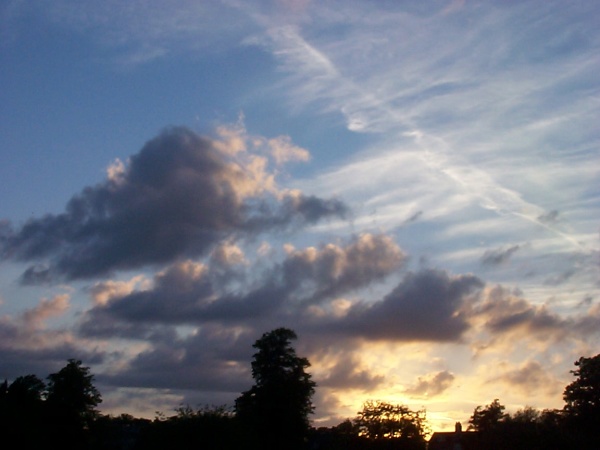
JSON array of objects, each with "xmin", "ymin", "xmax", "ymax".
[
  {"xmin": 471, "ymin": 286, "xmax": 600, "ymax": 343},
  {"xmin": 537, "ymin": 210, "xmax": 560, "ymax": 224},
  {"xmin": 265, "ymin": 135, "xmax": 311, "ymax": 165},
  {"xmin": 481, "ymin": 245, "xmax": 521, "ymax": 266},
  {"xmin": 402, "ymin": 210, "xmax": 423, "ymax": 226},
  {"xmin": 87, "ymin": 275, "xmax": 150, "ymax": 306},
  {"xmin": 0, "ymin": 294, "xmax": 103, "ymax": 380},
  {"xmin": 281, "ymin": 233, "xmax": 406, "ymax": 304},
  {"xmin": 8, "ymin": 1, "xmax": 257, "ymax": 68},
  {"xmin": 474, "ymin": 286, "xmax": 568, "ymax": 340},
  {"xmin": 488, "ymin": 360, "xmax": 561, "ymax": 396},
  {"xmin": 466, "ymin": 286, "xmax": 600, "ymax": 360},
  {"xmin": 99, "ymin": 324, "xmax": 254, "ymax": 394},
  {"xmin": 318, "ymin": 353, "xmax": 385, "ymax": 391},
  {"xmin": 78, "ymin": 233, "xmax": 405, "ymax": 336},
  {"xmin": 21, "ymin": 294, "xmax": 70, "ymax": 330},
  {"xmin": 543, "ymin": 269, "xmax": 576, "ymax": 286},
  {"xmin": 404, "ymin": 370, "xmax": 455, "ymax": 397},
  {"xmin": 20, "ymin": 264, "xmax": 52, "ymax": 285},
  {"xmin": 0, "ymin": 294, "xmax": 70, "ymax": 345},
  {"xmin": 257, "ymin": 1, "xmax": 595, "ymax": 258},
  {"xmin": 1, "ymin": 126, "xmax": 348, "ymax": 282},
  {"xmin": 333, "ymin": 269, "xmax": 484, "ymax": 342}
]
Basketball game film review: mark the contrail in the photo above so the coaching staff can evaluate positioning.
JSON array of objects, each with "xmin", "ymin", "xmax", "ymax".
[{"xmin": 262, "ymin": 24, "xmax": 588, "ymax": 253}]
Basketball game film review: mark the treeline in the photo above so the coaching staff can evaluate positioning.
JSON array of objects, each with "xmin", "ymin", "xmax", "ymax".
[
  {"xmin": 2, "ymin": 330, "xmax": 599, "ymax": 449},
  {"xmin": 457, "ymin": 397, "xmax": 600, "ymax": 449},
  {"xmin": 0, "ymin": 328, "xmax": 317, "ymax": 450},
  {"xmin": 0, "ymin": 358, "xmax": 102, "ymax": 449}
]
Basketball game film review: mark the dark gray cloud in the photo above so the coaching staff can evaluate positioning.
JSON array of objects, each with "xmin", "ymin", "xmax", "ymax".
[
  {"xmin": 79, "ymin": 233, "xmax": 406, "ymax": 337},
  {"xmin": 404, "ymin": 370, "xmax": 455, "ymax": 397},
  {"xmin": 318, "ymin": 354, "xmax": 385, "ymax": 391},
  {"xmin": 465, "ymin": 286, "xmax": 600, "ymax": 351},
  {"xmin": 0, "ymin": 325, "xmax": 103, "ymax": 383},
  {"xmin": 537, "ymin": 210, "xmax": 559, "ymax": 224},
  {"xmin": 333, "ymin": 269, "xmax": 484, "ymax": 342},
  {"xmin": 81, "ymin": 265, "xmax": 484, "ymax": 346},
  {"xmin": 402, "ymin": 210, "xmax": 423, "ymax": 226},
  {"xmin": 475, "ymin": 286, "xmax": 568, "ymax": 337},
  {"xmin": 280, "ymin": 233, "xmax": 406, "ymax": 304},
  {"xmin": 0, "ymin": 346, "xmax": 100, "ymax": 383},
  {"xmin": 79, "ymin": 271, "xmax": 287, "ymax": 337},
  {"xmin": 98, "ymin": 325, "xmax": 254, "ymax": 394},
  {"xmin": 20, "ymin": 264, "xmax": 52, "ymax": 285},
  {"xmin": 488, "ymin": 360, "xmax": 560, "ymax": 396},
  {"xmin": 0, "ymin": 294, "xmax": 105, "ymax": 381},
  {"xmin": 481, "ymin": 244, "xmax": 521, "ymax": 266},
  {"xmin": 1, "ymin": 127, "xmax": 348, "ymax": 282}
]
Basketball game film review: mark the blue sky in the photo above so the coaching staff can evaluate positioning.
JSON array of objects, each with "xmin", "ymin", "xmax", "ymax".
[{"xmin": 1, "ymin": 0, "xmax": 599, "ymax": 430}]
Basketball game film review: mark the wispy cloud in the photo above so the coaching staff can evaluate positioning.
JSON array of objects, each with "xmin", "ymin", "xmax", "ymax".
[
  {"xmin": 251, "ymin": 1, "xmax": 598, "ymax": 257},
  {"xmin": 481, "ymin": 245, "xmax": 521, "ymax": 267},
  {"xmin": 488, "ymin": 360, "xmax": 561, "ymax": 397}
]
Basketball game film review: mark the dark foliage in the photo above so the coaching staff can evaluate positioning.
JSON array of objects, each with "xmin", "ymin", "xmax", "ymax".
[
  {"xmin": 563, "ymin": 354, "xmax": 600, "ymax": 425},
  {"xmin": 467, "ymin": 398, "xmax": 508, "ymax": 432},
  {"xmin": 89, "ymin": 414, "xmax": 151, "ymax": 450},
  {"xmin": 132, "ymin": 405, "xmax": 242, "ymax": 450},
  {"xmin": 0, "ymin": 374, "xmax": 47, "ymax": 448},
  {"xmin": 235, "ymin": 327, "xmax": 316, "ymax": 450},
  {"xmin": 309, "ymin": 401, "xmax": 427, "ymax": 450},
  {"xmin": 354, "ymin": 400, "xmax": 427, "ymax": 442},
  {"xmin": 45, "ymin": 359, "xmax": 103, "ymax": 449}
]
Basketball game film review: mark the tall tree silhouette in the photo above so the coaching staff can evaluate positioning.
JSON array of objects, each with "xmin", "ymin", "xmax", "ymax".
[
  {"xmin": 235, "ymin": 328, "xmax": 316, "ymax": 450},
  {"xmin": 45, "ymin": 359, "xmax": 102, "ymax": 450}
]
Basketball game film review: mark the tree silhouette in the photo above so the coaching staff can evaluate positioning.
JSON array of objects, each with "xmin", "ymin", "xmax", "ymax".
[
  {"xmin": 563, "ymin": 353, "xmax": 600, "ymax": 424},
  {"xmin": 132, "ymin": 404, "xmax": 239, "ymax": 450},
  {"xmin": 561, "ymin": 353, "xmax": 600, "ymax": 447},
  {"xmin": 354, "ymin": 400, "xmax": 428, "ymax": 449},
  {"xmin": 45, "ymin": 359, "xmax": 102, "ymax": 449},
  {"xmin": 0, "ymin": 375, "xmax": 47, "ymax": 447},
  {"xmin": 235, "ymin": 327, "xmax": 316, "ymax": 450},
  {"xmin": 468, "ymin": 398, "xmax": 507, "ymax": 432}
]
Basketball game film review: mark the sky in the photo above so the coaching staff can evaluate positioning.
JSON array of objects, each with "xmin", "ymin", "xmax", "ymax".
[{"xmin": 1, "ymin": 0, "xmax": 599, "ymax": 432}]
